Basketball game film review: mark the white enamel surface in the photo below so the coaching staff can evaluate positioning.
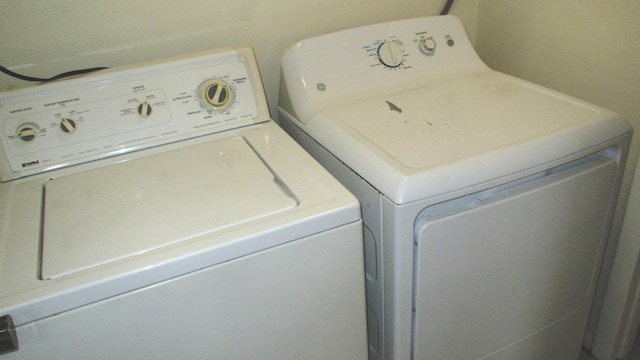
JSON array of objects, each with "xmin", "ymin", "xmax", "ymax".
[
  {"xmin": 305, "ymin": 72, "xmax": 627, "ymax": 204},
  {"xmin": 277, "ymin": 14, "xmax": 632, "ymax": 360},
  {"xmin": 1, "ymin": 120, "xmax": 360, "ymax": 326},
  {"xmin": 4, "ymin": 223, "xmax": 367, "ymax": 360},
  {"xmin": 335, "ymin": 74, "xmax": 594, "ymax": 169},
  {"xmin": 41, "ymin": 136, "xmax": 297, "ymax": 279},
  {"xmin": 0, "ymin": 46, "xmax": 362, "ymax": 338},
  {"xmin": 279, "ymin": 15, "xmax": 631, "ymax": 204},
  {"xmin": 413, "ymin": 158, "xmax": 617, "ymax": 359},
  {"xmin": 279, "ymin": 16, "xmax": 489, "ymax": 125}
]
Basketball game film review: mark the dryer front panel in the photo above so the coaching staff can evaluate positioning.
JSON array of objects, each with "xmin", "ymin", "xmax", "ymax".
[{"xmin": 412, "ymin": 155, "xmax": 618, "ymax": 360}]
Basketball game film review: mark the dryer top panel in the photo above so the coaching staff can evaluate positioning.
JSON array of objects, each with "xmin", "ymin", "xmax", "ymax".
[{"xmin": 279, "ymin": 15, "xmax": 632, "ymax": 204}]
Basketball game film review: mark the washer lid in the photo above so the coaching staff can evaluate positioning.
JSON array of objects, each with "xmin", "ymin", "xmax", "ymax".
[
  {"xmin": 305, "ymin": 72, "xmax": 630, "ymax": 203},
  {"xmin": 41, "ymin": 136, "xmax": 297, "ymax": 279}
]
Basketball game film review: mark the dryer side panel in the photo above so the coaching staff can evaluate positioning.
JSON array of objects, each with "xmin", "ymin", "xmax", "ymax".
[{"xmin": 413, "ymin": 156, "xmax": 618, "ymax": 360}]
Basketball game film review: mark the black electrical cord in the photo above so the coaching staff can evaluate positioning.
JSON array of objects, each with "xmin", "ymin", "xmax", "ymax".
[
  {"xmin": 0, "ymin": 64, "xmax": 108, "ymax": 83},
  {"xmin": 440, "ymin": 0, "xmax": 455, "ymax": 15},
  {"xmin": 2, "ymin": 1, "xmax": 455, "ymax": 82}
]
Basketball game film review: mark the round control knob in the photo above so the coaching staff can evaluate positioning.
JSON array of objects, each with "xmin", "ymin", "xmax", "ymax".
[
  {"xmin": 137, "ymin": 101, "xmax": 153, "ymax": 118},
  {"xmin": 60, "ymin": 118, "xmax": 77, "ymax": 134},
  {"xmin": 17, "ymin": 125, "xmax": 38, "ymax": 142},
  {"xmin": 200, "ymin": 80, "xmax": 234, "ymax": 111},
  {"xmin": 419, "ymin": 37, "xmax": 437, "ymax": 55},
  {"xmin": 377, "ymin": 41, "xmax": 404, "ymax": 68}
]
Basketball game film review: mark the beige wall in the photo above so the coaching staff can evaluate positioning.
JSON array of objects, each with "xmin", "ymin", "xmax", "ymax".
[
  {"xmin": 475, "ymin": 0, "xmax": 640, "ymax": 193},
  {"xmin": 474, "ymin": 0, "xmax": 640, "ymax": 349},
  {"xmin": 0, "ymin": 0, "xmax": 479, "ymax": 113}
]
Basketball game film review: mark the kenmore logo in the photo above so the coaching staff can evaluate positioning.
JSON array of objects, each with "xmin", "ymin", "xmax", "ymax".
[{"xmin": 21, "ymin": 160, "xmax": 40, "ymax": 168}]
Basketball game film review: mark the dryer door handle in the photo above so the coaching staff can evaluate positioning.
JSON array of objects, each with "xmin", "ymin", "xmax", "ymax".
[{"xmin": 0, "ymin": 315, "xmax": 18, "ymax": 355}]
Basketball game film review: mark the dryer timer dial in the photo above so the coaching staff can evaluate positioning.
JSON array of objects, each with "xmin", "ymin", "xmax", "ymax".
[{"xmin": 377, "ymin": 42, "xmax": 404, "ymax": 68}]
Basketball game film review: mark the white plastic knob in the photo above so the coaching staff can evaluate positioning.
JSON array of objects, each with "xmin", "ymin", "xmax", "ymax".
[
  {"xmin": 377, "ymin": 42, "xmax": 404, "ymax": 68},
  {"xmin": 17, "ymin": 125, "xmax": 37, "ymax": 142},
  {"xmin": 419, "ymin": 37, "xmax": 437, "ymax": 55}
]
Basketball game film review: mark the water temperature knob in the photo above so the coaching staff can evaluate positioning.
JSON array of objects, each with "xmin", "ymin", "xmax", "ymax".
[
  {"xmin": 60, "ymin": 118, "xmax": 77, "ymax": 134},
  {"xmin": 377, "ymin": 41, "xmax": 404, "ymax": 68}
]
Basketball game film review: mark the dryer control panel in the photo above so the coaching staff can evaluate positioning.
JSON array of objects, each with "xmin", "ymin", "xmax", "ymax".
[
  {"xmin": 364, "ymin": 31, "xmax": 450, "ymax": 71},
  {"xmin": 0, "ymin": 47, "xmax": 269, "ymax": 181},
  {"xmin": 280, "ymin": 15, "xmax": 492, "ymax": 123}
]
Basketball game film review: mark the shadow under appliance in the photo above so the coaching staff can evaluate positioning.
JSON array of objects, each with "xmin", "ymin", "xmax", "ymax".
[{"xmin": 278, "ymin": 15, "xmax": 632, "ymax": 360}]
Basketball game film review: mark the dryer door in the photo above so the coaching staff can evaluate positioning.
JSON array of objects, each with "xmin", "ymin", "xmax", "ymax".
[{"xmin": 413, "ymin": 156, "xmax": 618, "ymax": 360}]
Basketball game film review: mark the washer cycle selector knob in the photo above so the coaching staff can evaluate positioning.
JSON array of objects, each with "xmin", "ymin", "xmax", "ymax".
[
  {"xmin": 137, "ymin": 101, "xmax": 152, "ymax": 118},
  {"xmin": 377, "ymin": 41, "xmax": 404, "ymax": 68},
  {"xmin": 200, "ymin": 79, "xmax": 234, "ymax": 111},
  {"xmin": 60, "ymin": 118, "xmax": 77, "ymax": 134},
  {"xmin": 419, "ymin": 37, "xmax": 437, "ymax": 55},
  {"xmin": 17, "ymin": 124, "xmax": 38, "ymax": 142}
]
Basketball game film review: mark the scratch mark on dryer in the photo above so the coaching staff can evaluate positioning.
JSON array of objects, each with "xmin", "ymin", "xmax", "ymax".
[{"xmin": 386, "ymin": 101, "xmax": 402, "ymax": 113}]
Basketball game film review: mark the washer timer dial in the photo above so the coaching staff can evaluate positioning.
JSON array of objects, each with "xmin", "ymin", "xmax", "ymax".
[
  {"xmin": 377, "ymin": 41, "xmax": 404, "ymax": 68},
  {"xmin": 200, "ymin": 79, "xmax": 234, "ymax": 111}
]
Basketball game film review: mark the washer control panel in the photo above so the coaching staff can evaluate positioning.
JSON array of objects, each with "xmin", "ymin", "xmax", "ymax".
[{"xmin": 0, "ymin": 48, "xmax": 266, "ymax": 180}]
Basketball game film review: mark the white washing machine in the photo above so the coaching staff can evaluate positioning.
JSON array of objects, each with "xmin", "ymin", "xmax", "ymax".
[
  {"xmin": 278, "ymin": 15, "xmax": 633, "ymax": 360},
  {"xmin": 0, "ymin": 47, "xmax": 368, "ymax": 359}
]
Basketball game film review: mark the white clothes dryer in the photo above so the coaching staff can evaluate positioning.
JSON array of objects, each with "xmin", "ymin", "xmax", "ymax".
[
  {"xmin": 0, "ymin": 47, "xmax": 368, "ymax": 359},
  {"xmin": 278, "ymin": 15, "xmax": 633, "ymax": 360}
]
